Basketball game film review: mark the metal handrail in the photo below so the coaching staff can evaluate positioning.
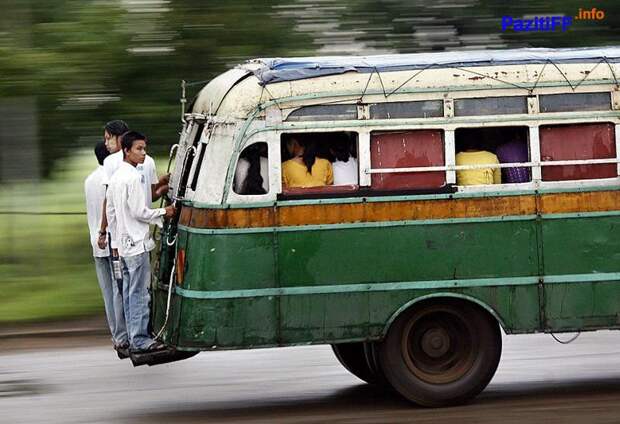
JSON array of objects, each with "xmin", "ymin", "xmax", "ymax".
[{"xmin": 366, "ymin": 158, "xmax": 620, "ymax": 174}]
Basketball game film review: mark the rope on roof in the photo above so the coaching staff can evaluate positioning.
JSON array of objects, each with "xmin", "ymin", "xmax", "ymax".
[
  {"xmin": 602, "ymin": 57, "xmax": 619, "ymax": 86},
  {"xmin": 550, "ymin": 60, "xmax": 579, "ymax": 91},
  {"xmin": 530, "ymin": 61, "xmax": 548, "ymax": 93},
  {"xmin": 259, "ymin": 84, "xmax": 283, "ymax": 112},
  {"xmin": 375, "ymin": 67, "xmax": 388, "ymax": 99},
  {"xmin": 386, "ymin": 64, "xmax": 435, "ymax": 98},
  {"xmin": 250, "ymin": 58, "xmax": 618, "ymax": 114}
]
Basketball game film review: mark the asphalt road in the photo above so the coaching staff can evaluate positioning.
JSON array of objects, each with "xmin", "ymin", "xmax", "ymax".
[{"xmin": 3, "ymin": 331, "xmax": 620, "ymax": 424}]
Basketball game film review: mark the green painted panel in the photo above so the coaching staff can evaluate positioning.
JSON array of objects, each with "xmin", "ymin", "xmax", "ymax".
[
  {"xmin": 172, "ymin": 284, "xmax": 540, "ymax": 349},
  {"xmin": 279, "ymin": 292, "xmax": 370, "ymax": 344},
  {"xmin": 176, "ymin": 296, "xmax": 278, "ymax": 348},
  {"xmin": 151, "ymin": 286, "xmax": 184, "ymax": 345},
  {"xmin": 277, "ymin": 221, "xmax": 538, "ymax": 286},
  {"xmin": 542, "ymin": 216, "xmax": 620, "ymax": 275},
  {"xmin": 183, "ymin": 231, "xmax": 276, "ymax": 291},
  {"xmin": 498, "ymin": 285, "xmax": 541, "ymax": 330},
  {"xmin": 545, "ymin": 281, "xmax": 620, "ymax": 330}
]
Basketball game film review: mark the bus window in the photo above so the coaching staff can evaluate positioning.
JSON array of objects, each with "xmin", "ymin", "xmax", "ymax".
[
  {"xmin": 454, "ymin": 96, "xmax": 527, "ymax": 116},
  {"xmin": 369, "ymin": 100, "xmax": 443, "ymax": 119},
  {"xmin": 280, "ymin": 132, "xmax": 358, "ymax": 195},
  {"xmin": 233, "ymin": 142, "xmax": 269, "ymax": 195},
  {"xmin": 540, "ymin": 123, "xmax": 616, "ymax": 181},
  {"xmin": 370, "ymin": 130, "xmax": 445, "ymax": 190},
  {"xmin": 455, "ymin": 126, "xmax": 530, "ymax": 186},
  {"xmin": 539, "ymin": 92, "xmax": 611, "ymax": 113},
  {"xmin": 285, "ymin": 104, "xmax": 357, "ymax": 121}
]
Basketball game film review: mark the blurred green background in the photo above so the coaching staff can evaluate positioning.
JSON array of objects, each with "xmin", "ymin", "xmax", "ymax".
[{"xmin": 1, "ymin": 0, "xmax": 619, "ymax": 323}]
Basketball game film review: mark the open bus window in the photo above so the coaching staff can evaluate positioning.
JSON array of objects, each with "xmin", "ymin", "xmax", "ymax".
[
  {"xmin": 455, "ymin": 126, "xmax": 531, "ymax": 186},
  {"xmin": 233, "ymin": 142, "xmax": 269, "ymax": 195},
  {"xmin": 370, "ymin": 130, "xmax": 445, "ymax": 191},
  {"xmin": 540, "ymin": 123, "xmax": 616, "ymax": 181},
  {"xmin": 280, "ymin": 132, "xmax": 358, "ymax": 195}
]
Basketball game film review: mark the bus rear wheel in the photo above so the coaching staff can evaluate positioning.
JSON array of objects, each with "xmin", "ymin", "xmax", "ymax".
[
  {"xmin": 378, "ymin": 300, "xmax": 502, "ymax": 407},
  {"xmin": 331, "ymin": 342, "xmax": 386, "ymax": 386}
]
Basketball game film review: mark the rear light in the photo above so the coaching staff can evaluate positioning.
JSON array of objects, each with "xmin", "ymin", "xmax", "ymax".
[{"xmin": 176, "ymin": 248, "xmax": 186, "ymax": 286}]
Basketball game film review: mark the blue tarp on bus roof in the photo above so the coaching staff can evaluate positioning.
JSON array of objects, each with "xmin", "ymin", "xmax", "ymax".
[{"xmin": 250, "ymin": 46, "xmax": 620, "ymax": 85}]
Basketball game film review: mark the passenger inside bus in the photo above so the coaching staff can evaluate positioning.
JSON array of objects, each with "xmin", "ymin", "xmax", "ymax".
[
  {"xmin": 234, "ymin": 142, "xmax": 269, "ymax": 195},
  {"xmin": 455, "ymin": 127, "xmax": 531, "ymax": 186},
  {"xmin": 455, "ymin": 133, "xmax": 501, "ymax": 186},
  {"xmin": 329, "ymin": 135, "xmax": 358, "ymax": 185},
  {"xmin": 282, "ymin": 135, "xmax": 334, "ymax": 188},
  {"xmin": 496, "ymin": 130, "xmax": 531, "ymax": 183}
]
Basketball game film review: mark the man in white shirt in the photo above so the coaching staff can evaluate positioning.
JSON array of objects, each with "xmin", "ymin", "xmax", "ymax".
[
  {"xmin": 84, "ymin": 141, "xmax": 128, "ymax": 355},
  {"xmin": 97, "ymin": 120, "xmax": 169, "ymax": 250},
  {"xmin": 107, "ymin": 131, "xmax": 175, "ymax": 354}
]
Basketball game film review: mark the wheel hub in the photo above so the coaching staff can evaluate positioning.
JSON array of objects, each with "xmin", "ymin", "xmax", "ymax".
[
  {"xmin": 421, "ymin": 328, "xmax": 450, "ymax": 358},
  {"xmin": 402, "ymin": 308, "xmax": 480, "ymax": 385}
]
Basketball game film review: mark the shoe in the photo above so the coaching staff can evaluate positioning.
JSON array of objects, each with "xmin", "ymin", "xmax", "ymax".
[
  {"xmin": 130, "ymin": 341, "xmax": 167, "ymax": 355},
  {"xmin": 115, "ymin": 343, "xmax": 130, "ymax": 360}
]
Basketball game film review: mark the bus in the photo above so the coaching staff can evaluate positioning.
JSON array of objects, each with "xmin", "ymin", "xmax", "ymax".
[{"xmin": 147, "ymin": 47, "xmax": 620, "ymax": 407}]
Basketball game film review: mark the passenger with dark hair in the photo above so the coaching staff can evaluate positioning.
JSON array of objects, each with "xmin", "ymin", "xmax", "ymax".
[
  {"xmin": 106, "ymin": 131, "xmax": 175, "ymax": 354},
  {"xmin": 97, "ymin": 120, "xmax": 169, "ymax": 250},
  {"xmin": 282, "ymin": 136, "xmax": 333, "ymax": 188},
  {"xmin": 234, "ymin": 143, "xmax": 269, "ymax": 195},
  {"xmin": 103, "ymin": 120, "xmax": 129, "ymax": 154},
  {"xmin": 85, "ymin": 141, "xmax": 128, "ymax": 356},
  {"xmin": 330, "ymin": 137, "xmax": 358, "ymax": 185}
]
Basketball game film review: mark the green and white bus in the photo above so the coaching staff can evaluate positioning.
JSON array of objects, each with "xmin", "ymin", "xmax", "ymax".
[{"xmin": 149, "ymin": 47, "xmax": 620, "ymax": 407}]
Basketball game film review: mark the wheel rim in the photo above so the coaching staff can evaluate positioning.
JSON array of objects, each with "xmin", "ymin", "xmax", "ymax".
[{"xmin": 400, "ymin": 306, "xmax": 479, "ymax": 384}]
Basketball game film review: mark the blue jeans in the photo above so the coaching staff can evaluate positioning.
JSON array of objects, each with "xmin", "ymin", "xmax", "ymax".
[
  {"xmin": 121, "ymin": 252, "xmax": 155, "ymax": 350},
  {"xmin": 94, "ymin": 256, "xmax": 128, "ymax": 346}
]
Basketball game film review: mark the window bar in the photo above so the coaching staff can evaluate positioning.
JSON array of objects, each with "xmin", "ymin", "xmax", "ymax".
[
  {"xmin": 529, "ymin": 126, "xmax": 542, "ymax": 185},
  {"xmin": 616, "ymin": 123, "xmax": 620, "ymax": 177},
  {"xmin": 365, "ymin": 158, "xmax": 620, "ymax": 174},
  {"xmin": 444, "ymin": 130, "xmax": 456, "ymax": 184},
  {"xmin": 358, "ymin": 131, "xmax": 372, "ymax": 186}
]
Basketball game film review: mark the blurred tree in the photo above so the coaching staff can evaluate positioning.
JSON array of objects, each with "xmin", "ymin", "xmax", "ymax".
[
  {"xmin": 0, "ymin": 0, "xmax": 311, "ymax": 179},
  {"xmin": 0, "ymin": 0, "xmax": 619, "ymax": 180}
]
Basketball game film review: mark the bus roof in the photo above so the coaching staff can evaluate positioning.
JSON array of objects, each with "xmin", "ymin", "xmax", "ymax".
[
  {"xmin": 193, "ymin": 46, "xmax": 620, "ymax": 118},
  {"xmin": 249, "ymin": 46, "xmax": 620, "ymax": 85}
]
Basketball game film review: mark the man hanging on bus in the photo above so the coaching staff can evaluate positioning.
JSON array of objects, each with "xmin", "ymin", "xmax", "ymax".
[{"xmin": 106, "ymin": 131, "xmax": 176, "ymax": 354}]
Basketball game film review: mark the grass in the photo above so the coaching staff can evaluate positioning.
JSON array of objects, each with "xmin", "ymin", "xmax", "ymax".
[{"xmin": 0, "ymin": 150, "xmax": 168, "ymax": 323}]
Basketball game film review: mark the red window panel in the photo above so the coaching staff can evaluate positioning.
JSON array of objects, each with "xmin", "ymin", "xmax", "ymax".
[
  {"xmin": 370, "ymin": 130, "xmax": 445, "ymax": 190},
  {"xmin": 540, "ymin": 123, "xmax": 616, "ymax": 181}
]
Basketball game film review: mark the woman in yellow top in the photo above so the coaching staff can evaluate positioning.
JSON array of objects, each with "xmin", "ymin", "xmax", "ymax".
[
  {"xmin": 282, "ymin": 137, "xmax": 334, "ymax": 188},
  {"xmin": 455, "ymin": 138, "xmax": 501, "ymax": 186}
]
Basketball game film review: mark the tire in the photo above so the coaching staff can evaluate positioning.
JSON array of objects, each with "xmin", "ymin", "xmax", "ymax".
[
  {"xmin": 331, "ymin": 342, "xmax": 380, "ymax": 385},
  {"xmin": 378, "ymin": 300, "xmax": 502, "ymax": 407}
]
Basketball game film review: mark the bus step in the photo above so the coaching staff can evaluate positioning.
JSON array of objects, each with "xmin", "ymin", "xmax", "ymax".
[{"xmin": 130, "ymin": 348, "xmax": 198, "ymax": 367}]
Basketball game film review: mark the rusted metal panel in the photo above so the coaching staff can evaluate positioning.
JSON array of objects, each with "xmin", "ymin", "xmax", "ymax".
[
  {"xmin": 539, "ymin": 190, "xmax": 620, "ymax": 214},
  {"xmin": 181, "ymin": 195, "xmax": 537, "ymax": 229}
]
